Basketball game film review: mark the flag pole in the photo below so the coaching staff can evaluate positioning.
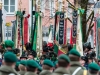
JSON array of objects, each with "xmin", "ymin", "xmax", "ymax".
[
  {"xmin": 54, "ymin": 0, "xmax": 58, "ymax": 43},
  {"xmin": 0, "ymin": 0, "xmax": 2, "ymax": 43},
  {"xmin": 38, "ymin": 0, "xmax": 41, "ymax": 57}
]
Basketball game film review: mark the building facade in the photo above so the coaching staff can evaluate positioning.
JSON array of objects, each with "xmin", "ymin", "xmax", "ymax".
[{"xmin": 2, "ymin": 0, "xmax": 73, "ymax": 42}]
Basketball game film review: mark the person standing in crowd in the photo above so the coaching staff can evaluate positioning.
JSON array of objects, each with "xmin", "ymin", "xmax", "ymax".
[
  {"xmin": 37, "ymin": 66, "xmax": 42, "ymax": 74},
  {"xmin": 27, "ymin": 53, "xmax": 34, "ymax": 60},
  {"xmin": 39, "ymin": 59, "xmax": 54, "ymax": 75},
  {"xmin": 25, "ymin": 60, "xmax": 39, "ymax": 75},
  {"xmin": 98, "ymin": 60, "xmax": 100, "ymax": 66},
  {"xmin": 0, "ymin": 52, "xmax": 18, "ymax": 75},
  {"xmin": 52, "ymin": 54, "xmax": 70, "ymax": 75},
  {"xmin": 20, "ymin": 54, "xmax": 27, "ymax": 60},
  {"xmin": 88, "ymin": 62, "xmax": 100, "ymax": 75},
  {"xmin": 4, "ymin": 40, "xmax": 14, "ymax": 51},
  {"xmin": 68, "ymin": 49, "xmax": 89, "ymax": 75},
  {"xmin": 80, "ymin": 56, "xmax": 86, "ymax": 70},
  {"xmin": 18, "ymin": 60, "xmax": 27, "ymax": 75},
  {"xmin": 15, "ymin": 62, "xmax": 20, "ymax": 72}
]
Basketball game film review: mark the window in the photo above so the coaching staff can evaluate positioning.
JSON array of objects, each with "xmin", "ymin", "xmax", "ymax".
[
  {"xmin": 6, "ymin": 33, "xmax": 11, "ymax": 37},
  {"xmin": 3, "ymin": 0, "xmax": 16, "ymax": 14}
]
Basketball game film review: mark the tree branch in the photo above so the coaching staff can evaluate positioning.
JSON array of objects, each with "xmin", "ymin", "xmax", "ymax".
[
  {"xmin": 85, "ymin": 24, "xmax": 94, "ymax": 42},
  {"xmin": 66, "ymin": 0, "xmax": 76, "ymax": 10},
  {"xmin": 67, "ymin": 18, "xmax": 72, "ymax": 23},
  {"xmin": 85, "ymin": 13, "xmax": 94, "ymax": 41},
  {"xmin": 68, "ymin": 6, "xmax": 76, "ymax": 10},
  {"xmin": 86, "ymin": 11, "xmax": 94, "ymax": 23}
]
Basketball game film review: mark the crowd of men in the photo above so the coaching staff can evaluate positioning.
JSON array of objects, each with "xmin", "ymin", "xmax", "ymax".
[{"xmin": 0, "ymin": 40, "xmax": 99, "ymax": 75}]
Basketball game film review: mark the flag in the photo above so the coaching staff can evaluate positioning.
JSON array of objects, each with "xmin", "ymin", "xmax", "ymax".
[
  {"xmin": 32, "ymin": 12, "xmax": 39, "ymax": 51},
  {"xmin": 54, "ymin": 12, "xmax": 67, "ymax": 55},
  {"xmin": 58, "ymin": 50, "xmax": 65, "ymax": 56},
  {"xmin": 36, "ymin": 13, "xmax": 42, "ymax": 52},
  {"xmin": 23, "ymin": 14, "xmax": 30, "ymax": 45},
  {"xmin": 54, "ymin": 12, "xmax": 60, "ymax": 54},
  {"xmin": 76, "ymin": 10, "xmax": 83, "ymax": 56},
  {"xmin": 48, "ymin": 26, "xmax": 53, "ymax": 43},
  {"xmin": 15, "ymin": 11, "xmax": 22, "ymax": 48},
  {"xmin": 58, "ymin": 46, "xmax": 67, "ymax": 56}
]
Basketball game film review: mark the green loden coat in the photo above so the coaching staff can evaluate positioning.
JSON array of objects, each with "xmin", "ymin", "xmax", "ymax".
[
  {"xmin": 0, "ymin": 65, "xmax": 18, "ymax": 75},
  {"xmin": 25, "ymin": 72, "xmax": 37, "ymax": 75},
  {"xmin": 89, "ymin": 74, "xmax": 97, "ymax": 75},
  {"xmin": 52, "ymin": 67, "xmax": 70, "ymax": 75},
  {"xmin": 18, "ymin": 71, "xmax": 26, "ymax": 75},
  {"xmin": 69, "ymin": 61, "xmax": 89, "ymax": 75},
  {"xmin": 39, "ymin": 70, "xmax": 52, "ymax": 75}
]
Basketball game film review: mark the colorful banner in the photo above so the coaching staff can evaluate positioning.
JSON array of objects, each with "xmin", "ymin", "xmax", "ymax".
[
  {"xmin": 36, "ymin": 13, "xmax": 42, "ymax": 52},
  {"xmin": 59, "ymin": 12, "xmax": 65, "ymax": 45},
  {"xmin": 32, "ymin": 12, "xmax": 39, "ymax": 51},
  {"xmin": 23, "ymin": 15, "xmax": 30, "ymax": 45},
  {"xmin": 72, "ymin": 10, "xmax": 78, "ymax": 44},
  {"xmin": 76, "ymin": 10, "xmax": 83, "ymax": 56},
  {"xmin": 48, "ymin": 25, "xmax": 54, "ymax": 43}
]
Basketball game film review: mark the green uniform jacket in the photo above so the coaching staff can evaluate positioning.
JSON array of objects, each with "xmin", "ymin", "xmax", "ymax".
[
  {"xmin": 90, "ymin": 74, "xmax": 98, "ymax": 75},
  {"xmin": 25, "ymin": 72, "xmax": 37, "ymax": 75},
  {"xmin": 89, "ymin": 74, "xmax": 97, "ymax": 75},
  {"xmin": 0, "ymin": 65, "xmax": 18, "ymax": 75},
  {"xmin": 18, "ymin": 71, "xmax": 26, "ymax": 75},
  {"xmin": 69, "ymin": 61, "xmax": 89, "ymax": 75},
  {"xmin": 39, "ymin": 70, "xmax": 52, "ymax": 75},
  {"xmin": 52, "ymin": 67, "xmax": 70, "ymax": 75}
]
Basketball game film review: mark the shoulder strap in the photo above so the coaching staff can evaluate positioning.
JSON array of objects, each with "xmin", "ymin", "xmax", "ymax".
[
  {"xmin": 72, "ymin": 67, "xmax": 81, "ymax": 75},
  {"xmin": 83, "ymin": 70, "xmax": 87, "ymax": 75}
]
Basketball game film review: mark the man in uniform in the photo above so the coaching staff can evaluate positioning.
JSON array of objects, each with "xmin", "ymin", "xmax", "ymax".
[
  {"xmin": 68, "ymin": 49, "xmax": 88, "ymax": 75},
  {"xmin": 0, "ymin": 52, "xmax": 18, "ymax": 75},
  {"xmin": 25, "ymin": 60, "xmax": 39, "ymax": 75},
  {"xmin": 39, "ymin": 59, "xmax": 54, "ymax": 75},
  {"xmin": 15, "ymin": 62, "xmax": 20, "ymax": 72},
  {"xmin": 37, "ymin": 66, "xmax": 42, "ymax": 74},
  {"xmin": 88, "ymin": 62, "xmax": 99, "ymax": 75},
  {"xmin": 18, "ymin": 60, "xmax": 27, "ymax": 75},
  {"xmin": 5, "ymin": 40, "xmax": 14, "ymax": 51},
  {"xmin": 52, "ymin": 54, "xmax": 70, "ymax": 75},
  {"xmin": 20, "ymin": 54, "xmax": 27, "ymax": 60},
  {"xmin": 27, "ymin": 53, "xmax": 34, "ymax": 60}
]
